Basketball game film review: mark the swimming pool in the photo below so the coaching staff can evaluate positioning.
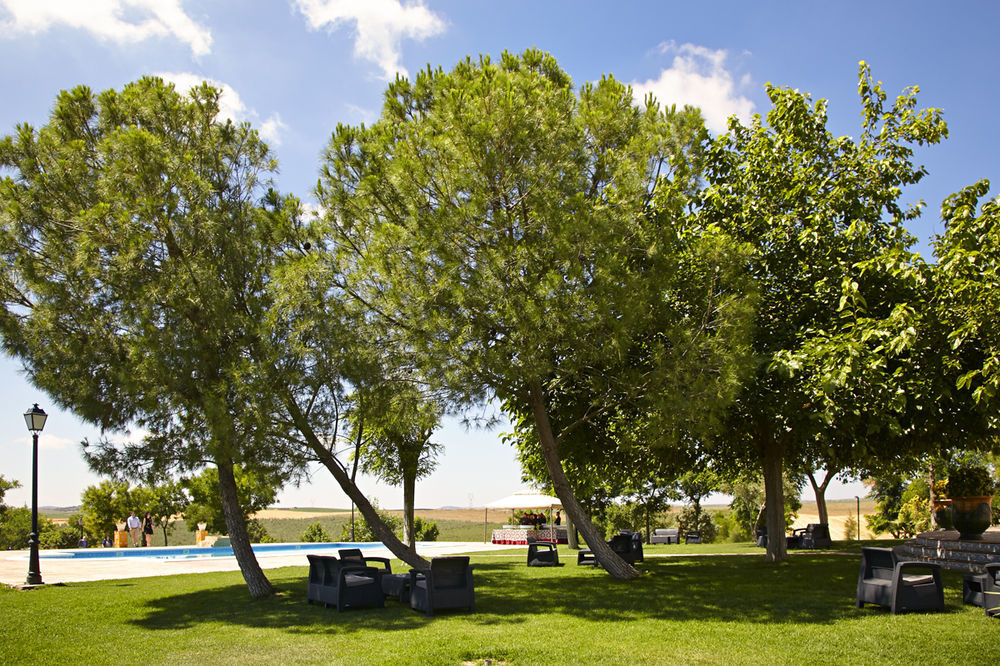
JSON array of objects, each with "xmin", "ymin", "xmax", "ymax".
[{"xmin": 39, "ymin": 541, "xmax": 380, "ymax": 560}]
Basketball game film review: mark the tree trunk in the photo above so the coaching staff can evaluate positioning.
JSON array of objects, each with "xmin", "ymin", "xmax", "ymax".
[
  {"xmin": 403, "ymin": 470, "xmax": 416, "ymax": 549},
  {"xmin": 217, "ymin": 457, "xmax": 274, "ymax": 599},
  {"xmin": 762, "ymin": 440, "xmax": 787, "ymax": 563},
  {"xmin": 567, "ymin": 514, "xmax": 579, "ymax": 549},
  {"xmin": 528, "ymin": 381, "xmax": 638, "ymax": 579},
  {"xmin": 807, "ymin": 469, "xmax": 836, "ymax": 526},
  {"xmin": 283, "ymin": 397, "xmax": 429, "ymax": 569}
]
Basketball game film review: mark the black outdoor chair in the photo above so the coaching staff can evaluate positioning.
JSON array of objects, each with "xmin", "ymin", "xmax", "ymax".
[
  {"xmin": 855, "ymin": 547, "xmax": 943, "ymax": 615},
  {"xmin": 526, "ymin": 537, "xmax": 561, "ymax": 567},
  {"xmin": 964, "ymin": 563, "xmax": 1000, "ymax": 608},
  {"xmin": 985, "ymin": 564, "xmax": 1000, "ymax": 619},
  {"xmin": 684, "ymin": 530, "xmax": 702, "ymax": 544},
  {"xmin": 755, "ymin": 526, "xmax": 767, "ymax": 547},
  {"xmin": 624, "ymin": 530, "xmax": 644, "ymax": 562},
  {"xmin": 409, "ymin": 556, "xmax": 475, "ymax": 616},
  {"xmin": 339, "ymin": 547, "xmax": 392, "ymax": 574},
  {"xmin": 787, "ymin": 523, "xmax": 831, "ymax": 549},
  {"xmin": 306, "ymin": 554, "xmax": 385, "ymax": 612},
  {"xmin": 608, "ymin": 533, "xmax": 640, "ymax": 565}
]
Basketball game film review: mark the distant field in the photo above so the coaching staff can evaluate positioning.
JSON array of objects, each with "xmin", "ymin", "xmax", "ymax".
[{"xmin": 41, "ymin": 497, "xmax": 885, "ymax": 544}]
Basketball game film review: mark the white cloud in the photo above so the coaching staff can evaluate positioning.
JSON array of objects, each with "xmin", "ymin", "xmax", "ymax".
[
  {"xmin": 12, "ymin": 433, "xmax": 74, "ymax": 451},
  {"xmin": 294, "ymin": 0, "xmax": 446, "ymax": 80},
  {"xmin": 0, "ymin": 0, "xmax": 212, "ymax": 57},
  {"xmin": 157, "ymin": 72, "xmax": 247, "ymax": 121},
  {"xmin": 157, "ymin": 72, "xmax": 288, "ymax": 146},
  {"xmin": 631, "ymin": 41, "xmax": 755, "ymax": 134},
  {"xmin": 259, "ymin": 113, "xmax": 288, "ymax": 146}
]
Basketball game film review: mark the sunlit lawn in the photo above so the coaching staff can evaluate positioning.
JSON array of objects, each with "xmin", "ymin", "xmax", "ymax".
[{"xmin": 2, "ymin": 545, "xmax": 997, "ymax": 665}]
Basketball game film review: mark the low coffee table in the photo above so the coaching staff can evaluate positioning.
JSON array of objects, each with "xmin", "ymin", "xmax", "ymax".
[{"xmin": 381, "ymin": 572, "xmax": 410, "ymax": 602}]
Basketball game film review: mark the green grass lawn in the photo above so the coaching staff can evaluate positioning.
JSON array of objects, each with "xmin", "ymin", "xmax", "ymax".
[{"xmin": 2, "ymin": 547, "xmax": 997, "ymax": 665}]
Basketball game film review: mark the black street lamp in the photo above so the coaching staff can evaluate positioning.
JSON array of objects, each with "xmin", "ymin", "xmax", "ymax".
[
  {"xmin": 23, "ymin": 403, "xmax": 47, "ymax": 586},
  {"xmin": 855, "ymin": 495, "xmax": 861, "ymax": 542}
]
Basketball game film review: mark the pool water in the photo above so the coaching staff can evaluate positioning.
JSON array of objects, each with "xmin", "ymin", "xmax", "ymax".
[{"xmin": 40, "ymin": 541, "xmax": 379, "ymax": 560}]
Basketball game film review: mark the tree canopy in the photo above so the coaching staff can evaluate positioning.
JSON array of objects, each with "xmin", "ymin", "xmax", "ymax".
[{"xmin": 317, "ymin": 49, "xmax": 756, "ymax": 577}]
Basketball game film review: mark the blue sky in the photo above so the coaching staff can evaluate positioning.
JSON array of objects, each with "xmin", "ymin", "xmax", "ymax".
[{"xmin": 1, "ymin": 1, "xmax": 997, "ymax": 510}]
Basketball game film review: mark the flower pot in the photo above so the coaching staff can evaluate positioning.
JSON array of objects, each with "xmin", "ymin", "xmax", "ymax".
[
  {"xmin": 951, "ymin": 495, "xmax": 993, "ymax": 539},
  {"xmin": 932, "ymin": 499, "xmax": 953, "ymax": 530}
]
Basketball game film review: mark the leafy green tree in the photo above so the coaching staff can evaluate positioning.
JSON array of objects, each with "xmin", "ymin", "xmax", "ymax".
[
  {"xmin": 698, "ymin": 63, "xmax": 949, "ymax": 561},
  {"xmin": 722, "ymin": 473, "xmax": 802, "ymax": 540},
  {"xmin": 935, "ymin": 181, "xmax": 1000, "ymax": 406},
  {"xmin": 318, "ymin": 49, "xmax": 755, "ymax": 578},
  {"xmin": 0, "ymin": 475, "xmax": 30, "ymax": 549},
  {"xmin": 182, "ymin": 466, "xmax": 277, "ymax": 536},
  {"xmin": 147, "ymin": 479, "xmax": 188, "ymax": 546},
  {"xmin": 354, "ymin": 386, "xmax": 442, "ymax": 548},
  {"xmin": 80, "ymin": 480, "xmax": 134, "ymax": 543},
  {"xmin": 0, "ymin": 78, "xmax": 313, "ymax": 597}
]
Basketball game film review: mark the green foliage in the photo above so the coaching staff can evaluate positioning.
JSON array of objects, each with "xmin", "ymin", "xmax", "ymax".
[
  {"xmin": 864, "ymin": 474, "xmax": 911, "ymax": 538},
  {"xmin": 946, "ymin": 464, "xmax": 995, "ymax": 497},
  {"xmin": 300, "ymin": 522, "xmax": 332, "ymax": 543},
  {"xmin": 896, "ymin": 494, "xmax": 931, "ymax": 536},
  {"xmin": 0, "ymin": 505, "xmax": 32, "ymax": 550},
  {"xmin": 81, "ymin": 479, "xmax": 189, "ymax": 546},
  {"xmin": 318, "ymin": 49, "xmax": 756, "ymax": 568},
  {"xmin": 602, "ymin": 501, "xmax": 646, "ymax": 539},
  {"xmin": 698, "ymin": 63, "xmax": 950, "ymax": 557},
  {"xmin": 0, "ymin": 76, "xmax": 309, "ymax": 594},
  {"xmin": 80, "ymin": 480, "xmax": 137, "ymax": 542},
  {"xmin": 411, "ymin": 516, "xmax": 439, "ymax": 542},
  {"xmin": 934, "ymin": 180, "xmax": 1000, "ymax": 407},
  {"xmin": 677, "ymin": 505, "xmax": 717, "ymax": 543},
  {"xmin": 843, "ymin": 514, "xmax": 859, "ymax": 541},
  {"xmin": 711, "ymin": 510, "xmax": 745, "ymax": 543},
  {"xmin": 722, "ymin": 474, "xmax": 801, "ymax": 536},
  {"xmin": 38, "ymin": 523, "xmax": 81, "ymax": 549},
  {"xmin": 183, "ymin": 466, "xmax": 278, "ymax": 535}
]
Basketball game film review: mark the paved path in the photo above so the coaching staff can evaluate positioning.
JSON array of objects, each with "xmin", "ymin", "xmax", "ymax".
[{"xmin": 0, "ymin": 542, "xmax": 524, "ymax": 588}]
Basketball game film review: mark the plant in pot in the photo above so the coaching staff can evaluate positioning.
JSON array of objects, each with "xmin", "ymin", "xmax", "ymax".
[{"xmin": 945, "ymin": 464, "xmax": 995, "ymax": 539}]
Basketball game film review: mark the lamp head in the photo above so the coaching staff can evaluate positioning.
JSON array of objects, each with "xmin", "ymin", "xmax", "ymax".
[{"xmin": 24, "ymin": 404, "xmax": 47, "ymax": 433}]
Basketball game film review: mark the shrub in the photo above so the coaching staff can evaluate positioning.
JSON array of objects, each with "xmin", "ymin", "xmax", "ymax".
[
  {"xmin": 245, "ymin": 518, "xmax": 275, "ymax": 543},
  {"xmin": 39, "ymin": 524, "xmax": 80, "ymax": 549},
  {"xmin": 301, "ymin": 521, "xmax": 332, "ymax": 543},
  {"xmin": 712, "ymin": 510, "xmax": 748, "ymax": 543},
  {"xmin": 412, "ymin": 516, "xmax": 439, "ymax": 541},
  {"xmin": 843, "ymin": 514, "xmax": 859, "ymax": 541},
  {"xmin": 946, "ymin": 465, "xmax": 995, "ymax": 497}
]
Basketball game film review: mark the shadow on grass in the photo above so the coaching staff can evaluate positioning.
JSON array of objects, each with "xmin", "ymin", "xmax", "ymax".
[{"xmin": 129, "ymin": 552, "xmax": 954, "ymax": 635}]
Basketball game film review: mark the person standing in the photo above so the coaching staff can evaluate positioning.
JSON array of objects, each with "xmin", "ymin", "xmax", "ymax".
[
  {"xmin": 126, "ymin": 510, "xmax": 142, "ymax": 547},
  {"xmin": 554, "ymin": 511, "xmax": 562, "ymax": 526},
  {"xmin": 143, "ymin": 511, "xmax": 154, "ymax": 547}
]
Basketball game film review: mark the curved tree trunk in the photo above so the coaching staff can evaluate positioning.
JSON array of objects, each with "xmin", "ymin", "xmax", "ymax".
[
  {"xmin": 283, "ymin": 397, "xmax": 428, "ymax": 569},
  {"xmin": 217, "ymin": 457, "xmax": 275, "ymax": 599},
  {"xmin": 762, "ymin": 439, "xmax": 787, "ymax": 563},
  {"xmin": 528, "ymin": 381, "xmax": 638, "ymax": 579},
  {"xmin": 314, "ymin": 445, "xmax": 428, "ymax": 568},
  {"xmin": 807, "ymin": 468, "xmax": 837, "ymax": 526}
]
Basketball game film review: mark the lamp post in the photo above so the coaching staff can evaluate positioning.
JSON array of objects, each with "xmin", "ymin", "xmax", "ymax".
[
  {"xmin": 854, "ymin": 495, "xmax": 861, "ymax": 542},
  {"xmin": 23, "ymin": 403, "xmax": 47, "ymax": 586}
]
